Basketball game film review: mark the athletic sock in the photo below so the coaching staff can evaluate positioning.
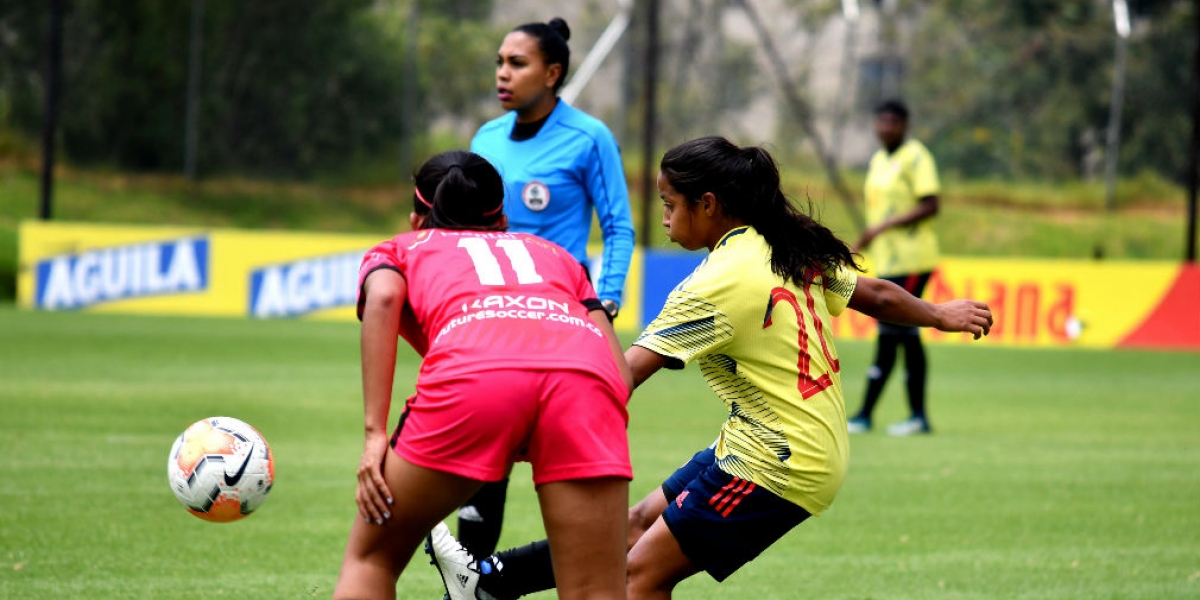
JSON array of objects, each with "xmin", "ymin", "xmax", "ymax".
[
  {"xmin": 902, "ymin": 335, "xmax": 928, "ymax": 420},
  {"xmin": 477, "ymin": 539, "xmax": 556, "ymax": 600},
  {"xmin": 457, "ymin": 478, "xmax": 509, "ymax": 558},
  {"xmin": 857, "ymin": 334, "xmax": 901, "ymax": 419}
]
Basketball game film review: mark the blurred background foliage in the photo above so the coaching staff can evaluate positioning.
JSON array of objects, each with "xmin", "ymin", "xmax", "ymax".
[
  {"xmin": 0, "ymin": 0, "xmax": 1192, "ymax": 182},
  {"xmin": 0, "ymin": 0, "xmax": 501, "ymax": 178},
  {"xmin": 0, "ymin": 0, "xmax": 1194, "ymax": 304},
  {"xmin": 905, "ymin": 0, "xmax": 1192, "ymax": 182}
]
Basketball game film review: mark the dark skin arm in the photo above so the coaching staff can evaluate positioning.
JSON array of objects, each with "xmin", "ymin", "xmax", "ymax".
[
  {"xmin": 854, "ymin": 195, "xmax": 939, "ymax": 252},
  {"xmin": 624, "ymin": 345, "xmax": 668, "ymax": 390},
  {"xmin": 848, "ymin": 275, "xmax": 992, "ymax": 339}
]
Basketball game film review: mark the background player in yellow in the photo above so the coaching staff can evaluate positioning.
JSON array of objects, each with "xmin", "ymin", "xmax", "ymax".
[{"xmin": 848, "ymin": 99, "xmax": 942, "ymax": 436}]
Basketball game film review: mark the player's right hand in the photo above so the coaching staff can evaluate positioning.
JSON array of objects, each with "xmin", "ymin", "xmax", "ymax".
[{"xmin": 355, "ymin": 433, "xmax": 393, "ymax": 525}]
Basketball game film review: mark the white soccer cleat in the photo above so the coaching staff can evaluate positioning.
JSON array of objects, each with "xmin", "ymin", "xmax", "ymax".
[
  {"xmin": 425, "ymin": 522, "xmax": 488, "ymax": 600},
  {"xmin": 846, "ymin": 416, "xmax": 871, "ymax": 434},
  {"xmin": 887, "ymin": 416, "xmax": 931, "ymax": 437}
]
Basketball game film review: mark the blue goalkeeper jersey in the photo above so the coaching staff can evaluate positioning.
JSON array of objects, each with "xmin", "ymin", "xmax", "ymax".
[{"xmin": 471, "ymin": 100, "xmax": 635, "ymax": 305}]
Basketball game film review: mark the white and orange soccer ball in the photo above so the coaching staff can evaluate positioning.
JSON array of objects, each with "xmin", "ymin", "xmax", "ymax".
[{"xmin": 167, "ymin": 416, "xmax": 274, "ymax": 523}]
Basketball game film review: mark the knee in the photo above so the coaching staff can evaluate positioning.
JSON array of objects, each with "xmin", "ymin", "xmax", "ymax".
[{"xmin": 626, "ymin": 556, "xmax": 676, "ymax": 598}]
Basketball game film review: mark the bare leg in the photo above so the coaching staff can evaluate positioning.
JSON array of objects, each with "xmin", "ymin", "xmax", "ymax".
[
  {"xmin": 626, "ymin": 517, "xmax": 699, "ymax": 600},
  {"xmin": 333, "ymin": 450, "xmax": 483, "ymax": 600},
  {"xmin": 626, "ymin": 487, "xmax": 668, "ymax": 551},
  {"xmin": 536, "ymin": 476, "xmax": 629, "ymax": 600}
]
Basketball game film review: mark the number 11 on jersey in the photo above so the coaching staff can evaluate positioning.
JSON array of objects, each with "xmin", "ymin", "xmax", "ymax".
[{"xmin": 458, "ymin": 237, "xmax": 545, "ymax": 286}]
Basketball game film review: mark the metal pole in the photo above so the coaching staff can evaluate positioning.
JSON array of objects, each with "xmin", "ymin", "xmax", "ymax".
[
  {"xmin": 831, "ymin": 0, "xmax": 860, "ymax": 163},
  {"xmin": 398, "ymin": 0, "xmax": 420, "ymax": 175},
  {"xmin": 561, "ymin": 0, "xmax": 633, "ymax": 105},
  {"xmin": 184, "ymin": 0, "xmax": 204, "ymax": 181},
  {"xmin": 1104, "ymin": 0, "xmax": 1131, "ymax": 212},
  {"xmin": 1187, "ymin": 0, "xmax": 1199, "ymax": 263},
  {"xmin": 639, "ymin": 0, "xmax": 659, "ymax": 249},
  {"xmin": 40, "ymin": 0, "xmax": 64, "ymax": 220}
]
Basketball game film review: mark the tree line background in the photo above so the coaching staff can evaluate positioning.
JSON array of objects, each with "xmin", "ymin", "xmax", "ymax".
[{"xmin": 0, "ymin": 0, "xmax": 1194, "ymax": 186}]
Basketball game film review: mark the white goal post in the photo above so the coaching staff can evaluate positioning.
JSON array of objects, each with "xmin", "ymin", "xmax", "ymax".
[{"xmin": 559, "ymin": 0, "xmax": 634, "ymax": 105}]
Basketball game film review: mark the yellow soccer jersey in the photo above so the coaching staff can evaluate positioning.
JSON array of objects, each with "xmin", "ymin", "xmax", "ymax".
[
  {"xmin": 634, "ymin": 226, "xmax": 857, "ymax": 515},
  {"xmin": 864, "ymin": 138, "xmax": 941, "ymax": 276}
]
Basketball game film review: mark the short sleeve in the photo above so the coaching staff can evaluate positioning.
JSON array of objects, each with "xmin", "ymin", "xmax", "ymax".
[
  {"xmin": 909, "ymin": 145, "xmax": 940, "ymax": 198},
  {"xmin": 822, "ymin": 266, "xmax": 858, "ymax": 318},
  {"xmin": 355, "ymin": 239, "xmax": 404, "ymax": 321},
  {"xmin": 570, "ymin": 256, "xmax": 600, "ymax": 303},
  {"xmin": 568, "ymin": 254, "xmax": 605, "ymax": 313},
  {"xmin": 633, "ymin": 288, "xmax": 734, "ymax": 369}
]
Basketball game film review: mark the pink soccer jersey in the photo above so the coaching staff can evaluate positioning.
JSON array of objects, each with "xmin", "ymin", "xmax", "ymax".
[{"xmin": 357, "ymin": 229, "xmax": 620, "ymax": 381}]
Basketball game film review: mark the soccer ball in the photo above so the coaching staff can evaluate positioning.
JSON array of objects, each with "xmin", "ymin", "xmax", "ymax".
[{"xmin": 167, "ymin": 416, "xmax": 274, "ymax": 523}]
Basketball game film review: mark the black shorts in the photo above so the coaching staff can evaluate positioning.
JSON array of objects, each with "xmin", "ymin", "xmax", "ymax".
[
  {"xmin": 659, "ymin": 447, "xmax": 811, "ymax": 582},
  {"xmin": 878, "ymin": 272, "xmax": 933, "ymax": 336}
]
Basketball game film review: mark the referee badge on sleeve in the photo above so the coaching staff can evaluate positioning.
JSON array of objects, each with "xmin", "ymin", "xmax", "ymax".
[{"xmin": 522, "ymin": 181, "xmax": 550, "ymax": 212}]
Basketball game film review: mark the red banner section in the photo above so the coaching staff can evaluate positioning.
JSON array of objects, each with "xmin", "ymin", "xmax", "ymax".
[{"xmin": 1117, "ymin": 263, "xmax": 1200, "ymax": 350}]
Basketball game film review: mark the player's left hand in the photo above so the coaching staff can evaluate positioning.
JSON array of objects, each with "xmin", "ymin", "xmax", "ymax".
[
  {"xmin": 935, "ymin": 299, "xmax": 993, "ymax": 340},
  {"xmin": 355, "ymin": 432, "xmax": 393, "ymax": 525}
]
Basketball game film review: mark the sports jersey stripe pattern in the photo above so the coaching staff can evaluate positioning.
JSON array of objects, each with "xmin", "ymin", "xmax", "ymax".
[
  {"xmin": 633, "ymin": 292, "xmax": 732, "ymax": 361},
  {"xmin": 708, "ymin": 477, "xmax": 757, "ymax": 518},
  {"xmin": 634, "ymin": 226, "xmax": 855, "ymax": 515}
]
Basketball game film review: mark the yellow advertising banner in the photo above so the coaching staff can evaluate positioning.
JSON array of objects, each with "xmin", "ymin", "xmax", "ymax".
[
  {"xmin": 830, "ymin": 256, "xmax": 1199, "ymax": 350},
  {"xmin": 17, "ymin": 221, "xmax": 644, "ymax": 331},
  {"xmin": 19, "ymin": 221, "xmax": 380, "ymax": 320}
]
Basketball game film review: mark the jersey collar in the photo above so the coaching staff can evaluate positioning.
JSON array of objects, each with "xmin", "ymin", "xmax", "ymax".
[{"xmin": 715, "ymin": 226, "xmax": 751, "ymax": 249}]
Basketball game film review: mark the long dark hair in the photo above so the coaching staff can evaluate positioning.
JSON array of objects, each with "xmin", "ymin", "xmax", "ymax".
[
  {"xmin": 512, "ymin": 18, "xmax": 571, "ymax": 92},
  {"xmin": 659, "ymin": 136, "xmax": 859, "ymax": 285},
  {"xmin": 412, "ymin": 151, "xmax": 505, "ymax": 231}
]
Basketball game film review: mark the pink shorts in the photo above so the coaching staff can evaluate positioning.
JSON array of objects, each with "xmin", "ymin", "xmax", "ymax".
[{"xmin": 391, "ymin": 368, "xmax": 631, "ymax": 485}]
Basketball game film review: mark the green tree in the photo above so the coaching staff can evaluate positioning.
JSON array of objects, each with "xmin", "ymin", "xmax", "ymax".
[
  {"xmin": 0, "ymin": 0, "xmax": 499, "ymax": 177},
  {"xmin": 902, "ymin": 0, "xmax": 1193, "ymax": 183}
]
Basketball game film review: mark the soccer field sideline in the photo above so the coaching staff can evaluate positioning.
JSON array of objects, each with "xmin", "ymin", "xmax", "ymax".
[{"xmin": 0, "ymin": 307, "xmax": 1196, "ymax": 599}]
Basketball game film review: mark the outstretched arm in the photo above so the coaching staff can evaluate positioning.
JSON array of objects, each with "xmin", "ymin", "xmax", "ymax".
[{"xmin": 848, "ymin": 275, "xmax": 992, "ymax": 339}]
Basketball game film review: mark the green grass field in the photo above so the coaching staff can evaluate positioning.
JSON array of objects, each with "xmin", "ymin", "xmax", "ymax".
[{"xmin": 1, "ymin": 306, "xmax": 1197, "ymax": 599}]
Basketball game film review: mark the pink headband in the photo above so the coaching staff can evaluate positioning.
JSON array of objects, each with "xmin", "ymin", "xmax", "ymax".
[
  {"xmin": 414, "ymin": 186, "xmax": 504, "ymax": 216},
  {"xmin": 414, "ymin": 186, "xmax": 433, "ymax": 208}
]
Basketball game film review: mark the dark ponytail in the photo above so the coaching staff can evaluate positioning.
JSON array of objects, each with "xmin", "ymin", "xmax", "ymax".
[
  {"xmin": 659, "ymin": 137, "xmax": 859, "ymax": 285},
  {"xmin": 512, "ymin": 18, "xmax": 571, "ymax": 92},
  {"xmin": 412, "ymin": 151, "xmax": 506, "ymax": 231}
]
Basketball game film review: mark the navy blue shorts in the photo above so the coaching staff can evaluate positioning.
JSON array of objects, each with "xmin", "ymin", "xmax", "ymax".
[
  {"xmin": 878, "ymin": 272, "xmax": 933, "ymax": 336},
  {"xmin": 659, "ymin": 447, "xmax": 811, "ymax": 582}
]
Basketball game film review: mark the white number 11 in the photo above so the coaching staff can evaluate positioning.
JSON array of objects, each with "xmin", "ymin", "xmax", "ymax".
[{"xmin": 458, "ymin": 237, "xmax": 544, "ymax": 286}]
